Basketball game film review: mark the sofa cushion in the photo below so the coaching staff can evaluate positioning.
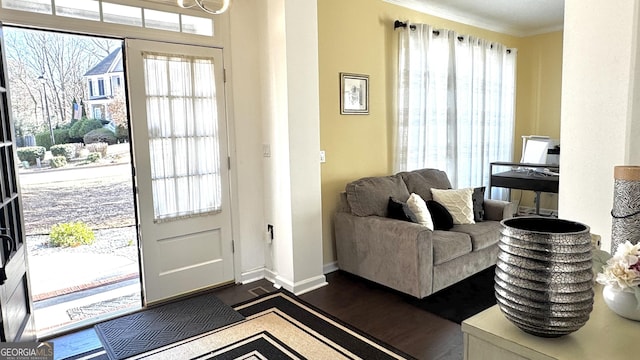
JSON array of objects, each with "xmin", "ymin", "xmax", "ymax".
[
  {"xmin": 432, "ymin": 231, "xmax": 472, "ymax": 265},
  {"xmin": 431, "ymin": 188, "xmax": 475, "ymax": 225},
  {"xmin": 406, "ymin": 193, "xmax": 433, "ymax": 230},
  {"xmin": 346, "ymin": 175, "xmax": 410, "ymax": 217},
  {"xmin": 387, "ymin": 197, "xmax": 418, "ymax": 223},
  {"xmin": 398, "ymin": 168, "xmax": 452, "ymax": 201},
  {"xmin": 452, "ymin": 221, "xmax": 501, "ymax": 251},
  {"xmin": 426, "ymin": 200, "xmax": 454, "ymax": 230}
]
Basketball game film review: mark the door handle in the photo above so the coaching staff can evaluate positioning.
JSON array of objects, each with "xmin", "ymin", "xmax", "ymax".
[{"xmin": 0, "ymin": 234, "xmax": 13, "ymax": 261}]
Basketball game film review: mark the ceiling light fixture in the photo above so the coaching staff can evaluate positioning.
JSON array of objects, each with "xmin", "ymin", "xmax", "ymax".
[{"xmin": 177, "ymin": 0, "xmax": 230, "ymax": 15}]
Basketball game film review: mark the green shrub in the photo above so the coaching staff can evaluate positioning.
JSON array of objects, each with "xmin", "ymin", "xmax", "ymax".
[
  {"xmin": 69, "ymin": 119, "xmax": 103, "ymax": 141},
  {"xmin": 61, "ymin": 120, "xmax": 76, "ymax": 129},
  {"xmin": 49, "ymin": 222, "xmax": 95, "ymax": 247},
  {"xmin": 87, "ymin": 152, "xmax": 102, "ymax": 163},
  {"xmin": 35, "ymin": 131, "xmax": 53, "ymax": 150},
  {"xmin": 67, "ymin": 121, "xmax": 83, "ymax": 143},
  {"xmin": 85, "ymin": 142, "xmax": 108, "ymax": 157},
  {"xmin": 116, "ymin": 124, "xmax": 129, "ymax": 143},
  {"xmin": 50, "ymin": 144, "xmax": 75, "ymax": 160},
  {"xmin": 35, "ymin": 129, "xmax": 70, "ymax": 150},
  {"xmin": 54, "ymin": 128, "xmax": 70, "ymax": 145},
  {"xmin": 84, "ymin": 128, "xmax": 116, "ymax": 145},
  {"xmin": 16, "ymin": 146, "xmax": 45, "ymax": 165},
  {"xmin": 49, "ymin": 156, "xmax": 67, "ymax": 168}
]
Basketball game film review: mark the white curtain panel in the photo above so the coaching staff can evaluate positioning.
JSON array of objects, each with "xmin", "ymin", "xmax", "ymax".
[
  {"xmin": 395, "ymin": 24, "xmax": 515, "ymax": 199},
  {"xmin": 143, "ymin": 53, "xmax": 222, "ymax": 221}
]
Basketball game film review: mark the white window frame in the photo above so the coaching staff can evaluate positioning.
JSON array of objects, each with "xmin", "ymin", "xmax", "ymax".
[
  {"xmin": 88, "ymin": 78, "xmax": 94, "ymax": 97},
  {"xmin": 0, "ymin": 0, "xmax": 226, "ymax": 48},
  {"xmin": 97, "ymin": 78, "xmax": 105, "ymax": 96}
]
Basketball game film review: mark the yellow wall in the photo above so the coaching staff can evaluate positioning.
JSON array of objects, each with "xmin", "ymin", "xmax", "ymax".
[
  {"xmin": 513, "ymin": 31, "xmax": 564, "ymax": 211},
  {"xmin": 318, "ymin": 0, "xmax": 564, "ymax": 265},
  {"xmin": 515, "ymin": 31, "xmax": 564, "ymax": 160}
]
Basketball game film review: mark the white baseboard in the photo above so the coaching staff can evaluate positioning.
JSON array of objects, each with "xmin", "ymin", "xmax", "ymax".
[
  {"xmin": 274, "ymin": 274, "xmax": 328, "ymax": 296},
  {"xmin": 240, "ymin": 267, "xmax": 330, "ymax": 295},
  {"xmin": 323, "ymin": 261, "xmax": 338, "ymax": 274},
  {"xmin": 240, "ymin": 268, "xmax": 266, "ymax": 284},
  {"xmin": 264, "ymin": 268, "xmax": 277, "ymax": 283}
]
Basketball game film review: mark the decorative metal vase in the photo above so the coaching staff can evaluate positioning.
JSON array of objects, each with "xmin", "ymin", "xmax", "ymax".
[
  {"xmin": 495, "ymin": 217, "xmax": 594, "ymax": 337},
  {"xmin": 611, "ymin": 166, "xmax": 640, "ymax": 253}
]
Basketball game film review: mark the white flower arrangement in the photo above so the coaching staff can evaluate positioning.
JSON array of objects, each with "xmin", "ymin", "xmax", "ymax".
[{"xmin": 596, "ymin": 241, "xmax": 640, "ymax": 306}]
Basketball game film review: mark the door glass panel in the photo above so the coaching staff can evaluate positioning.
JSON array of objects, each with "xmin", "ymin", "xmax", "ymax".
[{"xmin": 142, "ymin": 52, "xmax": 221, "ymax": 221}]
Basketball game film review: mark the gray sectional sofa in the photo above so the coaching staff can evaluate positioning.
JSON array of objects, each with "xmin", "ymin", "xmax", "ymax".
[{"xmin": 334, "ymin": 168, "xmax": 515, "ymax": 298}]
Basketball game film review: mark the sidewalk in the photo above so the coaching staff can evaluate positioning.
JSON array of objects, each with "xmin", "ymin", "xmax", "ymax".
[
  {"xmin": 27, "ymin": 226, "xmax": 141, "ymax": 336},
  {"xmin": 29, "ymin": 251, "xmax": 141, "ymax": 337},
  {"xmin": 29, "ymin": 252, "xmax": 139, "ymax": 301}
]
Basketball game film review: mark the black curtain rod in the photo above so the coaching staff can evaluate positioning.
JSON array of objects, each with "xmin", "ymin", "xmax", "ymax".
[
  {"xmin": 394, "ymin": 21, "xmax": 454, "ymax": 38},
  {"xmin": 394, "ymin": 20, "xmax": 415, "ymax": 30},
  {"xmin": 393, "ymin": 20, "xmax": 512, "ymax": 54}
]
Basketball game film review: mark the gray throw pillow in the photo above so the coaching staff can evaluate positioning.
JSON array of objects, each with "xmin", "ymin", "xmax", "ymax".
[{"xmin": 472, "ymin": 187, "xmax": 485, "ymax": 222}]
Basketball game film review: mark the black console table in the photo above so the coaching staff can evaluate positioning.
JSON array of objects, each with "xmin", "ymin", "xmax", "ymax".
[{"xmin": 489, "ymin": 162, "xmax": 559, "ymax": 215}]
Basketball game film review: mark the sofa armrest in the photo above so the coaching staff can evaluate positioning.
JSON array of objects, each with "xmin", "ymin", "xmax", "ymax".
[
  {"xmin": 334, "ymin": 212, "xmax": 434, "ymax": 298},
  {"xmin": 484, "ymin": 199, "xmax": 516, "ymax": 221}
]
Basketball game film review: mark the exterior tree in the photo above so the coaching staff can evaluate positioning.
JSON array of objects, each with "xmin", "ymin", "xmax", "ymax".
[
  {"xmin": 107, "ymin": 87, "xmax": 128, "ymax": 128},
  {"xmin": 4, "ymin": 28, "xmax": 120, "ymax": 139}
]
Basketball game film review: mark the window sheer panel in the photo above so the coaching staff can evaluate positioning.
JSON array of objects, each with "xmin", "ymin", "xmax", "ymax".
[
  {"xmin": 395, "ymin": 28, "xmax": 411, "ymax": 172},
  {"xmin": 143, "ymin": 52, "xmax": 223, "ymax": 221},
  {"xmin": 396, "ymin": 24, "xmax": 515, "ymax": 199},
  {"xmin": 398, "ymin": 25, "xmax": 452, "ymax": 173}
]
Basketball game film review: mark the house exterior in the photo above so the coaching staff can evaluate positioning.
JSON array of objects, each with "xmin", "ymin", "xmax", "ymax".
[{"xmin": 83, "ymin": 47, "xmax": 123, "ymax": 122}]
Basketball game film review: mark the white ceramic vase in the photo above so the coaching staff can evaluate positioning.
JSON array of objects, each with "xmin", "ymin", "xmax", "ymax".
[{"xmin": 602, "ymin": 285, "xmax": 640, "ymax": 321}]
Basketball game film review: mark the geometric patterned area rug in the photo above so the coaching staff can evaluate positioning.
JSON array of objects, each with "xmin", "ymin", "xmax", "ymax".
[
  {"xmin": 93, "ymin": 293, "xmax": 244, "ymax": 360},
  {"xmin": 86, "ymin": 291, "xmax": 414, "ymax": 360}
]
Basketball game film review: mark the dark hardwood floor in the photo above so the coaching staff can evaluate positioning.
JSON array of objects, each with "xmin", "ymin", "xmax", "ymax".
[
  {"xmin": 49, "ymin": 271, "xmax": 463, "ymax": 360},
  {"xmin": 301, "ymin": 271, "xmax": 463, "ymax": 360}
]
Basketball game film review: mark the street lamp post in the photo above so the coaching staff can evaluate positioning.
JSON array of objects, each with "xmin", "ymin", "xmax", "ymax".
[{"xmin": 37, "ymin": 74, "xmax": 55, "ymax": 146}]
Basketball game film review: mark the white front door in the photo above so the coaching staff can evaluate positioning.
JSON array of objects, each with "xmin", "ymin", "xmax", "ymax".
[{"xmin": 125, "ymin": 39, "xmax": 234, "ymax": 304}]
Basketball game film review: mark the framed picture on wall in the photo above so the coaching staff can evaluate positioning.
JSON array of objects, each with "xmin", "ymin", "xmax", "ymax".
[{"xmin": 340, "ymin": 73, "xmax": 369, "ymax": 115}]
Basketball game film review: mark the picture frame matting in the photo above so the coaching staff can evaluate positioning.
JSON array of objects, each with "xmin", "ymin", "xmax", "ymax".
[{"xmin": 340, "ymin": 73, "xmax": 369, "ymax": 115}]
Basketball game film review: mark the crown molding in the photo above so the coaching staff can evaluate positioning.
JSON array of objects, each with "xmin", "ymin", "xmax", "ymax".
[{"xmin": 384, "ymin": 0, "xmax": 563, "ymax": 37}]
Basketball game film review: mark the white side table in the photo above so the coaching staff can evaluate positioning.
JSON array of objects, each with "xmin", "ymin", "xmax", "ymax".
[{"xmin": 461, "ymin": 284, "xmax": 639, "ymax": 360}]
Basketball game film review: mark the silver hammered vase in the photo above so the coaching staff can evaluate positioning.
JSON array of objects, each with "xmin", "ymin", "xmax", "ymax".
[{"xmin": 495, "ymin": 217, "xmax": 594, "ymax": 337}]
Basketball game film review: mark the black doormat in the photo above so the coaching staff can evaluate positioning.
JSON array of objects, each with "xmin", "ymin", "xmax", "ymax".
[
  {"xmin": 409, "ymin": 265, "xmax": 496, "ymax": 324},
  {"xmin": 94, "ymin": 293, "xmax": 244, "ymax": 360}
]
